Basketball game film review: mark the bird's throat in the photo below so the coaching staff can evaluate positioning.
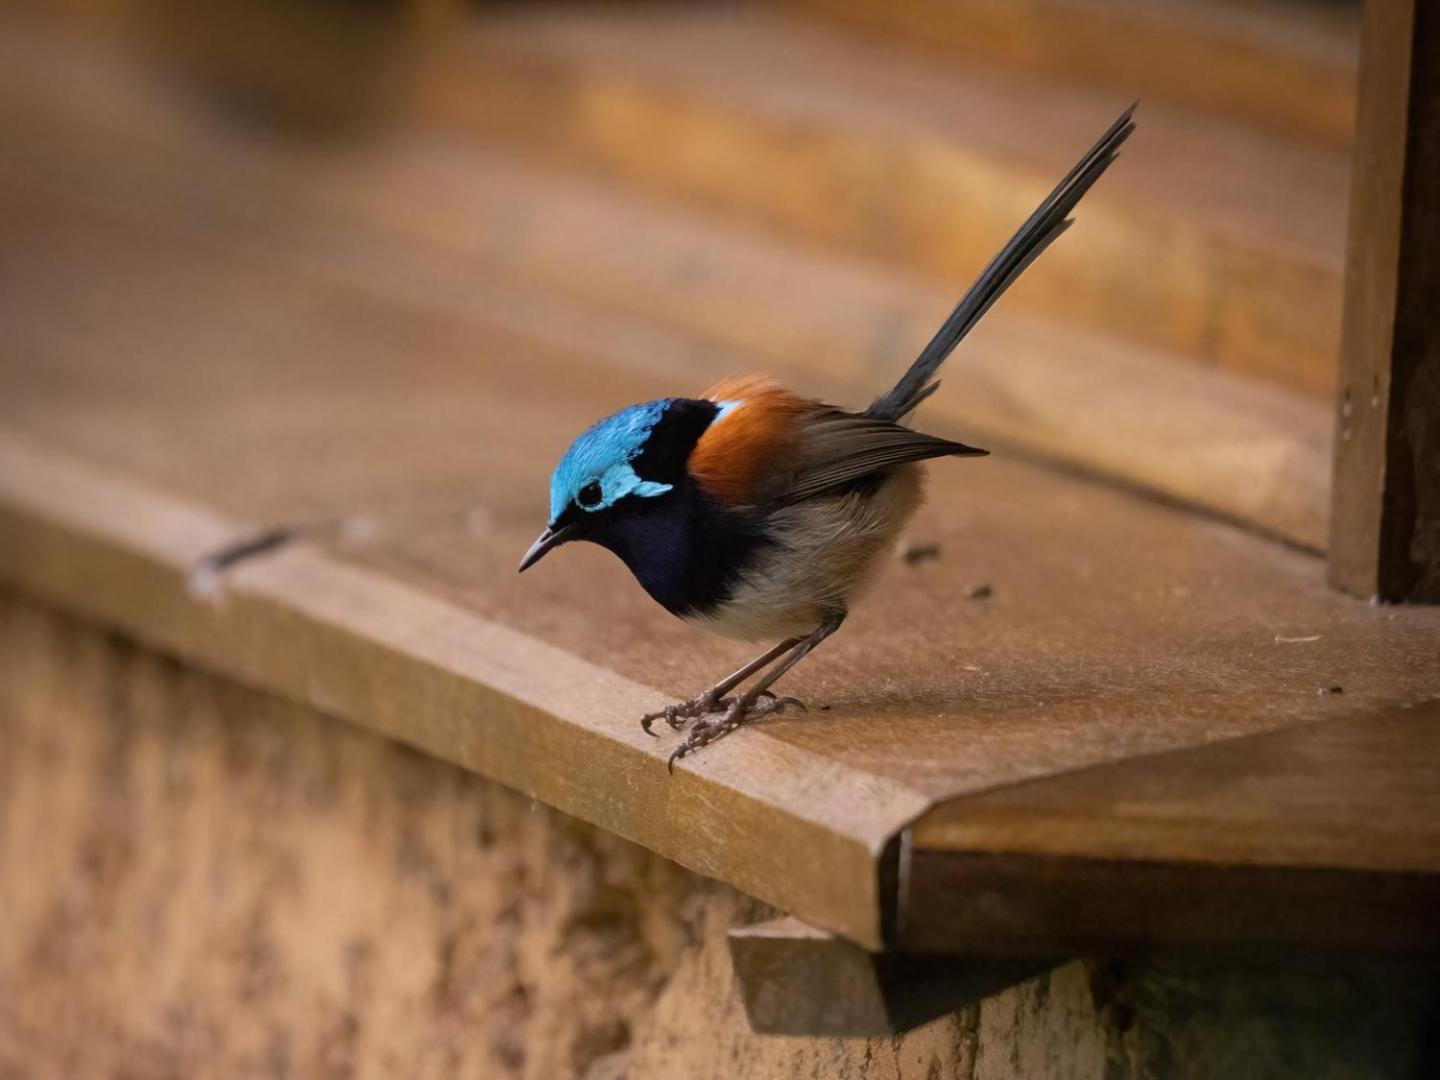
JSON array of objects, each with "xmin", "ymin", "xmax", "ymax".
[{"xmin": 590, "ymin": 485, "xmax": 759, "ymax": 619}]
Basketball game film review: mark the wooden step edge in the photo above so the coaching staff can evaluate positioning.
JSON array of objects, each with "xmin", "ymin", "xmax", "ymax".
[
  {"xmin": 896, "ymin": 703, "xmax": 1440, "ymax": 955},
  {"xmin": 784, "ymin": 0, "xmax": 1358, "ymax": 149},
  {"xmin": 728, "ymin": 915, "xmax": 1058, "ymax": 1035},
  {"xmin": 0, "ymin": 429, "xmax": 934, "ymax": 951},
  {"xmin": 417, "ymin": 6, "xmax": 1347, "ymax": 395}
]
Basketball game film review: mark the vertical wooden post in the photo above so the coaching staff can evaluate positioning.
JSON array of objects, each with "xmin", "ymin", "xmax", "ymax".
[{"xmin": 1329, "ymin": 0, "xmax": 1440, "ymax": 602}]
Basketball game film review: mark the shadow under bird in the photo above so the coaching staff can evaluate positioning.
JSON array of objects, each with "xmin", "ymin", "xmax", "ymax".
[{"xmin": 520, "ymin": 105, "xmax": 1137, "ymax": 770}]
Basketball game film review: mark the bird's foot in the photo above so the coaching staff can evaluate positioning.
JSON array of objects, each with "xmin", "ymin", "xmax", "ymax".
[
  {"xmin": 666, "ymin": 694, "xmax": 806, "ymax": 773},
  {"xmin": 640, "ymin": 688, "xmax": 783, "ymax": 735},
  {"xmin": 640, "ymin": 691, "xmax": 729, "ymax": 736}
]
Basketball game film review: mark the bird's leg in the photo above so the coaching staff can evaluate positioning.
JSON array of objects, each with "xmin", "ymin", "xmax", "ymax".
[
  {"xmin": 668, "ymin": 612, "xmax": 846, "ymax": 771},
  {"xmin": 641, "ymin": 637, "xmax": 800, "ymax": 735}
]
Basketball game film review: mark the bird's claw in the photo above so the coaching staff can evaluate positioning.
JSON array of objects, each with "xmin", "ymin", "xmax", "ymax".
[
  {"xmin": 664, "ymin": 694, "xmax": 807, "ymax": 773},
  {"xmin": 640, "ymin": 692, "xmax": 729, "ymax": 736}
]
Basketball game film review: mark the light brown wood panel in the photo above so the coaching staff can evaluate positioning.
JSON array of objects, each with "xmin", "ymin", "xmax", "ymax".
[
  {"xmin": 902, "ymin": 704, "xmax": 1440, "ymax": 954},
  {"xmin": 431, "ymin": 4, "xmax": 1350, "ymax": 395},
  {"xmin": 0, "ymin": 18, "xmax": 1333, "ymax": 552},
  {"xmin": 1329, "ymin": 0, "xmax": 1440, "ymax": 603},
  {"xmin": 787, "ymin": 0, "xmax": 1358, "ymax": 148},
  {"xmin": 2, "ymin": 179, "xmax": 1437, "ymax": 801},
  {"xmin": 3, "ymin": 8, "xmax": 1440, "ymax": 954},
  {"xmin": 0, "ymin": 432, "xmax": 926, "ymax": 951},
  {"xmin": 4, "ymin": 169, "xmax": 1440, "ymax": 952}
]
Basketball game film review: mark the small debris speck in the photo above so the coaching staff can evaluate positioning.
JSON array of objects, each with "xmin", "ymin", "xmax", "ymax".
[
  {"xmin": 1274, "ymin": 634, "xmax": 1321, "ymax": 644},
  {"xmin": 902, "ymin": 542, "xmax": 942, "ymax": 566},
  {"xmin": 964, "ymin": 583, "xmax": 993, "ymax": 600},
  {"xmin": 818, "ymin": 704, "xmax": 832, "ymax": 712},
  {"xmin": 1317, "ymin": 685, "xmax": 1344, "ymax": 696},
  {"xmin": 186, "ymin": 562, "xmax": 223, "ymax": 603}
]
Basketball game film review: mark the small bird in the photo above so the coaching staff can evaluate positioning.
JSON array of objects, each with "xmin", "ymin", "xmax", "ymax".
[{"xmin": 520, "ymin": 105, "xmax": 1136, "ymax": 769}]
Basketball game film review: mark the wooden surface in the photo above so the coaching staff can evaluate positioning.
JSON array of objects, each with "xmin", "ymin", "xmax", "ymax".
[
  {"xmin": 3, "ymin": 4, "xmax": 1439, "ymax": 955},
  {"xmin": 788, "ymin": 0, "xmax": 1358, "ymax": 148},
  {"xmin": 13, "ymin": 598, "xmax": 1433, "ymax": 1078},
  {"xmin": 1329, "ymin": 0, "xmax": 1440, "ymax": 602},
  {"xmin": 902, "ymin": 703, "xmax": 1440, "ymax": 954},
  {"xmin": 0, "ymin": 11, "xmax": 1334, "ymax": 553},
  {"xmin": 440, "ymin": 4, "xmax": 1351, "ymax": 396}
]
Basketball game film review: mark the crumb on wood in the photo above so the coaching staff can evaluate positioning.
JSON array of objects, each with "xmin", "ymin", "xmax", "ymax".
[
  {"xmin": 1317, "ymin": 685, "xmax": 1344, "ymax": 696},
  {"xmin": 901, "ymin": 541, "xmax": 942, "ymax": 566},
  {"xmin": 964, "ymin": 583, "xmax": 993, "ymax": 601},
  {"xmin": 186, "ymin": 562, "xmax": 223, "ymax": 604}
]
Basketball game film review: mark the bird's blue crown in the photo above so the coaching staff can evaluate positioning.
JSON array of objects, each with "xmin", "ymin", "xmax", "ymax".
[{"xmin": 549, "ymin": 399, "xmax": 675, "ymax": 522}]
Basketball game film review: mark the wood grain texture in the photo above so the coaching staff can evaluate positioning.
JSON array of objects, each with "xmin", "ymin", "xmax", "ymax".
[
  {"xmin": 435, "ymin": 4, "xmax": 1350, "ymax": 396},
  {"xmin": 787, "ymin": 0, "xmax": 1358, "ymax": 147},
  {"xmin": 3, "ymin": 182, "xmax": 1436, "ymax": 800},
  {"xmin": 903, "ymin": 704, "xmax": 1440, "ymax": 954},
  {"xmin": 0, "ymin": 432, "xmax": 925, "ymax": 951},
  {"xmin": 6, "ymin": 596, "xmax": 1434, "ymax": 1078},
  {"xmin": 3, "ymin": 6, "xmax": 1440, "ymax": 955},
  {"xmin": 0, "ymin": 13, "xmax": 1334, "ymax": 552},
  {"xmin": 1329, "ymin": 0, "xmax": 1440, "ymax": 602}
]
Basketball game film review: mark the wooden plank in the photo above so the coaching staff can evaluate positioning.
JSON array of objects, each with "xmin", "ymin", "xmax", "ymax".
[
  {"xmin": 3, "ymin": 14, "xmax": 1440, "ymax": 955},
  {"xmin": 787, "ymin": 0, "xmax": 1358, "ymax": 148},
  {"xmin": 0, "ymin": 432, "xmax": 928, "ymax": 950},
  {"xmin": 728, "ymin": 917, "xmax": 1054, "ymax": 1036},
  {"xmin": 431, "ymin": 4, "xmax": 1350, "ymax": 396},
  {"xmin": 1329, "ymin": 0, "xmax": 1440, "ymax": 603},
  {"xmin": 902, "ymin": 704, "xmax": 1440, "ymax": 954},
  {"xmin": 3, "ymin": 170, "xmax": 1439, "ymax": 871},
  {"xmin": 5, "ymin": 184, "xmax": 1438, "ymax": 807},
  {"xmin": 0, "ymin": 114, "xmax": 1437, "ymax": 808},
  {"xmin": 0, "ymin": 19, "xmax": 1333, "ymax": 553}
]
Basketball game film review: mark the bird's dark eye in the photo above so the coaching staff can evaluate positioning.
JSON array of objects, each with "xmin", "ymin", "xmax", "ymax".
[{"xmin": 577, "ymin": 481, "xmax": 603, "ymax": 508}]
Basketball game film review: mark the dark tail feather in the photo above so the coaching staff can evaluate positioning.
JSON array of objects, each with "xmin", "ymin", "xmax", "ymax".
[{"xmin": 867, "ymin": 103, "xmax": 1137, "ymax": 421}]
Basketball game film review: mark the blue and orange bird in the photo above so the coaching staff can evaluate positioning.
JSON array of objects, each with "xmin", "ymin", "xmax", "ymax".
[{"xmin": 520, "ymin": 106, "xmax": 1136, "ymax": 768}]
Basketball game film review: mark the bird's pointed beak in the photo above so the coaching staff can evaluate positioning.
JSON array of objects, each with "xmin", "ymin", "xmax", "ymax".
[{"xmin": 518, "ymin": 523, "xmax": 575, "ymax": 572}]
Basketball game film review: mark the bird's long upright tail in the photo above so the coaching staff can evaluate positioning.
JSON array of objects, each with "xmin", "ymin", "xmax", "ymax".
[{"xmin": 866, "ymin": 103, "xmax": 1137, "ymax": 422}]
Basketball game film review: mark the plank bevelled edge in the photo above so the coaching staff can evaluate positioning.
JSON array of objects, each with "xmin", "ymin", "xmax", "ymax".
[
  {"xmin": 895, "ymin": 705, "xmax": 1440, "ymax": 956},
  {"xmin": 0, "ymin": 432, "xmax": 932, "ymax": 950},
  {"xmin": 896, "ymin": 848, "xmax": 1440, "ymax": 957}
]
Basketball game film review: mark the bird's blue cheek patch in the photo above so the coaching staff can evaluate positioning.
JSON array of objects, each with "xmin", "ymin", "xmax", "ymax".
[
  {"xmin": 591, "ymin": 464, "xmax": 671, "ymax": 512},
  {"xmin": 548, "ymin": 463, "xmax": 672, "ymax": 521}
]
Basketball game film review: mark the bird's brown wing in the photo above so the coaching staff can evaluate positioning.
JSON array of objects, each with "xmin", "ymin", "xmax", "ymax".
[{"xmin": 780, "ymin": 409, "xmax": 986, "ymax": 505}]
